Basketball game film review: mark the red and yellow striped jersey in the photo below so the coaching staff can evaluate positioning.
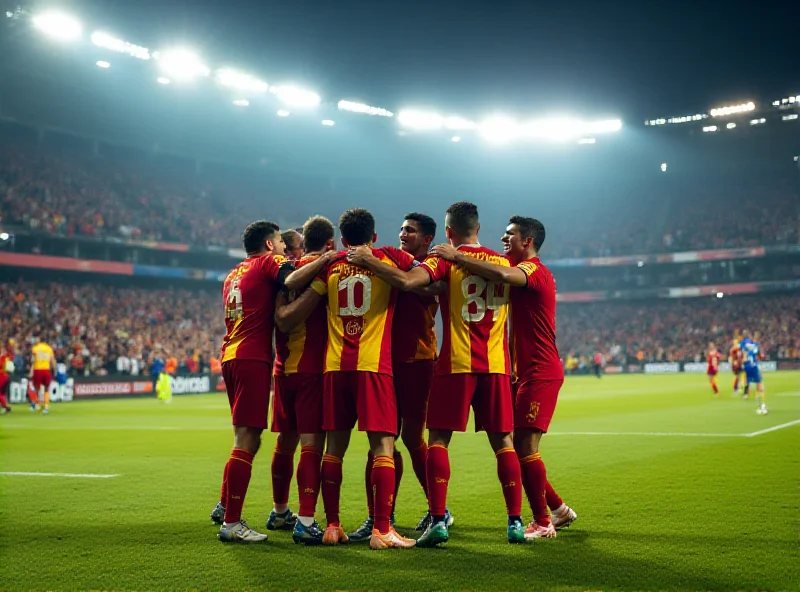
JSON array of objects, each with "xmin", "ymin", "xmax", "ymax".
[
  {"xmin": 31, "ymin": 342, "xmax": 55, "ymax": 370},
  {"xmin": 0, "ymin": 352, "xmax": 11, "ymax": 376},
  {"xmin": 220, "ymin": 254, "xmax": 287, "ymax": 364},
  {"xmin": 392, "ymin": 290, "xmax": 438, "ymax": 363},
  {"xmin": 311, "ymin": 247, "xmax": 415, "ymax": 374},
  {"xmin": 420, "ymin": 245, "xmax": 510, "ymax": 375},
  {"xmin": 274, "ymin": 254, "xmax": 328, "ymax": 375}
]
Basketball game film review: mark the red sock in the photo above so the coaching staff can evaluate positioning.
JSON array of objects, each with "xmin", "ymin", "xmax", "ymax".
[
  {"xmin": 426, "ymin": 444, "xmax": 450, "ymax": 517},
  {"xmin": 296, "ymin": 446, "xmax": 322, "ymax": 518},
  {"xmin": 393, "ymin": 449, "xmax": 403, "ymax": 511},
  {"xmin": 496, "ymin": 447, "xmax": 522, "ymax": 518},
  {"xmin": 0, "ymin": 393, "xmax": 8, "ymax": 409},
  {"xmin": 408, "ymin": 440, "xmax": 429, "ymax": 497},
  {"xmin": 321, "ymin": 454, "xmax": 343, "ymax": 526},
  {"xmin": 271, "ymin": 444, "xmax": 295, "ymax": 509},
  {"xmin": 372, "ymin": 455, "xmax": 396, "ymax": 534},
  {"xmin": 520, "ymin": 452, "xmax": 549, "ymax": 525},
  {"xmin": 223, "ymin": 448, "xmax": 254, "ymax": 524},
  {"xmin": 545, "ymin": 480, "xmax": 564, "ymax": 511},
  {"xmin": 219, "ymin": 460, "xmax": 230, "ymax": 505},
  {"xmin": 364, "ymin": 451, "xmax": 374, "ymax": 516}
]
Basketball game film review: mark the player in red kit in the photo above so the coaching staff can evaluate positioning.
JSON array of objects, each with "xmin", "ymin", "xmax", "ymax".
[
  {"xmin": 278, "ymin": 209, "xmax": 417, "ymax": 550},
  {"xmin": 707, "ymin": 342, "xmax": 722, "ymax": 396},
  {"xmin": 348, "ymin": 212, "xmax": 450, "ymax": 542},
  {"xmin": 348, "ymin": 202, "xmax": 525, "ymax": 547},
  {"xmin": 433, "ymin": 216, "xmax": 577, "ymax": 540},
  {"xmin": 729, "ymin": 338, "xmax": 745, "ymax": 396},
  {"xmin": 0, "ymin": 340, "xmax": 15, "ymax": 413},
  {"xmin": 272, "ymin": 216, "xmax": 337, "ymax": 545},
  {"xmin": 213, "ymin": 220, "xmax": 291, "ymax": 543}
]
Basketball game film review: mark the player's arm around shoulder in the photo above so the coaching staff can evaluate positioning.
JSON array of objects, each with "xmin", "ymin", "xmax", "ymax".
[
  {"xmin": 346, "ymin": 245, "xmax": 431, "ymax": 291},
  {"xmin": 432, "ymin": 244, "xmax": 527, "ymax": 287},
  {"xmin": 283, "ymin": 250, "xmax": 337, "ymax": 291},
  {"xmin": 275, "ymin": 288, "xmax": 324, "ymax": 333}
]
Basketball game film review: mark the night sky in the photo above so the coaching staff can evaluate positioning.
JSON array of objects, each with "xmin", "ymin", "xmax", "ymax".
[{"xmin": 71, "ymin": 0, "xmax": 799, "ymax": 122}]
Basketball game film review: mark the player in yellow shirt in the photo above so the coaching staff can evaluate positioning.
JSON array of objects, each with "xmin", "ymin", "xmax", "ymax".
[{"xmin": 31, "ymin": 338, "xmax": 56, "ymax": 414}]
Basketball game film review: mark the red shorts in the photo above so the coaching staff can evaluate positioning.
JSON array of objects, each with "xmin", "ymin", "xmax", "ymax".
[
  {"xmin": 222, "ymin": 360, "xmax": 272, "ymax": 430},
  {"xmin": 272, "ymin": 372, "xmax": 324, "ymax": 434},
  {"xmin": 393, "ymin": 360, "xmax": 435, "ymax": 428},
  {"xmin": 513, "ymin": 378, "xmax": 563, "ymax": 433},
  {"xmin": 323, "ymin": 371, "xmax": 397, "ymax": 434},
  {"xmin": 32, "ymin": 370, "xmax": 52, "ymax": 391},
  {"xmin": 707, "ymin": 369, "xmax": 718, "ymax": 377},
  {"xmin": 732, "ymin": 366, "xmax": 742, "ymax": 374},
  {"xmin": 0, "ymin": 373, "xmax": 8, "ymax": 395},
  {"xmin": 427, "ymin": 373, "xmax": 513, "ymax": 433}
]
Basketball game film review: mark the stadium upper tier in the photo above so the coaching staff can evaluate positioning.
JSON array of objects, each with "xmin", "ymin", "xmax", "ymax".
[
  {"xmin": 1, "ymin": 282, "xmax": 797, "ymax": 378},
  {"xmin": 1, "ymin": 143, "xmax": 797, "ymax": 260}
]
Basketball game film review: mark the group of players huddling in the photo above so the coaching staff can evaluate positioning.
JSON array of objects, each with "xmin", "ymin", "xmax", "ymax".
[
  {"xmin": 706, "ymin": 335, "xmax": 768, "ymax": 414},
  {"xmin": 209, "ymin": 201, "xmax": 577, "ymax": 549}
]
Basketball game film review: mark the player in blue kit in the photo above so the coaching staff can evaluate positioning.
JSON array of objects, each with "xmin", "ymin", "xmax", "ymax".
[{"xmin": 739, "ymin": 331, "xmax": 767, "ymax": 415}]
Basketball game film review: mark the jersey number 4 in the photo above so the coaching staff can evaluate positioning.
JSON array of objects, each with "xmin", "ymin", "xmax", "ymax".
[
  {"xmin": 461, "ymin": 276, "xmax": 508, "ymax": 322},
  {"xmin": 338, "ymin": 275, "xmax": 372, "ymax": 317}
]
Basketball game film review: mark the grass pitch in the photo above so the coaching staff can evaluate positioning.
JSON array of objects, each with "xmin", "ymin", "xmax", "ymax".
[{"xmin": 1, "ymin": 373, "xmax": 799, "ymax": 591}]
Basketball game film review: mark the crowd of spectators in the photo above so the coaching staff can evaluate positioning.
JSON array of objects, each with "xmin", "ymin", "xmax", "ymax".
[
  {"xmin": 558, "ymin": 294, "xmax": 800, "ymax": 364},
  {"xmin": 2, "ymin": 280, "xmax": 797, "ymax": 378},
  {"xmin": 0, "ymin": 281, "xmax": 224, "ymax": 378},
  {"xmin": 1, "ymin": 145, "xmax": 797, "ymax": 259}
]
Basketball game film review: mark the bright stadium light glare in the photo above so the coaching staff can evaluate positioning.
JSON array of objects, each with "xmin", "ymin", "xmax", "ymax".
[
  {"xmin": 271, "ymin": 85, "xmax": 320, "ymax": 108},
  {"xmin": 750, "ymin": 118, "xmax": 766, "ymax": 125},
  {"xmin": 232, "ymin": 99, "xmax": 249, "ymax": 107},
  {"xmin": 337, "ymin": 100, "xmax": 393, "ymax": 117},
  {"xmin": 397, "ymin": 110, "xmax": 444, "ymax": 130},
  {"xmin": 156, "ymin": 49, "xmax": 210, "ymax": 81},
  {"xmin": 157, "ymin": 77, "xmax": 171, "ymax": 85},
  {"xmin": 91, "ymin": 31, "xmax": 150, "ymax": 59},
  {"xmin": 578, "ymin": 137, "xmax": 596, "ymax": 144},
  {"xmin": 32, "ymin": 11, "xmax": 82, "ymax": 40},
  {"xmin": 451, "ymin": 136, "xmax": 462, "ymax": 143},
  {"xmin": 321, "ymin": 119, "xmax": 335, "ymax": 126},
  {"xmin": 480, "ymin": 116, "xmax": 519, "ymax": 144},
  {"xmin": 216, "ymin": 69, "xmax": 268, "ymax": 93},
  {"xmin": 444, "ymin": 116, "xmax": 477, "ymax": 130},
  {"xmin": 716, "ymin": 292, "xmax": 724, "ymax": 299},
  {"xmin": 726, "ymin": 122, "xmax": 736, "ymax": 129},
  {"xmin": 702, "ymin": 125, "xmax": 717, "ymax": 132},
  {"xmin": 783, "ymin": 114, "xmax": 799, "ymax": 121},
  {"xmin": 0, "ymin": 233, "xmax": 9, "ymax": 241},
  {"xmin": 661, "ymin": 163, "xmax": 667, "ymax": 172},
  {"xmin": 709, "ymin": 101, "xmax": 755, "ymax": 117},
  {"xmin": 96, "ymin": 60, "xmax": 110, "ymax": 69},
  {"xmin": 277, "ymin": 110, "xmax": 290, "ymax": 117}
]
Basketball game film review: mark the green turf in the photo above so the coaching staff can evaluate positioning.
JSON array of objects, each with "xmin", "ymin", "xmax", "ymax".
[{"xmin": 1, "ymin": 373, "xmax": 799, "ymax": 591}]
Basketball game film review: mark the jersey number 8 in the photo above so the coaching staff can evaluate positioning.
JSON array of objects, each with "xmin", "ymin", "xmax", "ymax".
[
  {"xmin": 461, "ymin": 276, "xmax": 508, "ymax": 322},
  {"xmin": 338, "ymin": 275, "xmax": 372, "ymax": 317}
]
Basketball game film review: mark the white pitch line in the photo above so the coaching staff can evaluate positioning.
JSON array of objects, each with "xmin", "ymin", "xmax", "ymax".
[
  {"xmin": 0, "ymin": 471, "xmax": 119, "ymax": 478},
  {"xmin": 548, "ymin": 431, "xmax": 743, "ymax": 438},
  {"xmin": 745, "ymin": 419, "xmax": 800, "ymax": 438}
]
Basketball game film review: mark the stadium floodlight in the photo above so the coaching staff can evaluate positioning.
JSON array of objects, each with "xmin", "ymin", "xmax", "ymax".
[
  {"xmin": 578, "ymin": 138, "xmax": 596, "ymax": 144},
  {"xmin": 726, "ymin": 122, "xmax": 736, "ymax": 129},
  {"xmin": 156, "ymin": 49, "xmax": 210, "ymax": 81},
  {"xmin": 750, "ymin": 118, "xmax": 766, "ymax": 125},
  {"xmin": 702, "ymin": 125, "xmax": 717, "ymax": 132},
  {"xmin": 216, "ymin": 68, "xmax": 268, "ymax": 94},
  {"xmin": 661, "ymin": 163, "xmax": 667, "ymax": 172},
  {"xmin": 782, "ymin": 114, "xmax": 799, "ymax": 121},
  {"xmin": 32, "ymin": 11, "xmax": 82, "ymax": 41},
  {"xmin": 451, "ymin": 136, "xmax": 461, "ymax": 143},
  {"xmin": 716, "ymin": 292, "xmax": 724, "ymax": 299},
  {"xmin": 585, "ymin": 119, "xmax": 623, "ymax": 134},
  {"xmin": 337, "ymin": 100, "xmax": 393, "ymax": 117},
  {"xmin": 321, "ymin": 119, "xmax": 335, "ymax": 126},
  {"xmin": 157, "ymin": 77, "xmax": 171, "ymax": 85},
  {"xmin": 270, "ymin": 85, "xmax": 320, "ymax": 108},
  {"xmin": 0, "ymin": 233, "xmax": 8, "ymax": 241},
  {"xmin": 480, "ymin": 116, "xmax": 519, "ymax": 144},
  {"xmin": 709, "ymin": 102, "xmax": 755, "ymax": 117},
  {"xmin": 96, "ymin": 60, "xmax": 110, "ymax": 69},
  {"xmin": 444, "ymin": 116, "xmax": 477, "ymax": 130},
  {"xmin": 91, "ymin": 31, "xmax": 150, "ymax": 60},
  {"xmin": 232, "ymin": 99, "xmax": 249, "ymax": 107},
  {"xmin": 397, "ymin": 110, "xmax": 444, "ymax": 130},
  {"xmin": 276, "ymin": 110, "xmax": 290, "ymax": 117}
]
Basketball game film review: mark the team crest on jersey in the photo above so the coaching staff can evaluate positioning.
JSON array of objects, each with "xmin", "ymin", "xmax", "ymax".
[{"xmin": 526, "ymin": 401, "xmax": 540, "ymax": 423}]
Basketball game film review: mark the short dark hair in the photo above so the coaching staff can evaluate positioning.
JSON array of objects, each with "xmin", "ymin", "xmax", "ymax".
[
  {"xmin": 339, "ymin": 208, "xmax": 375, "ymax": 246},
  {"xmin": 242, "ymin": 220, "xmax": 280, "ymax": 254},
  {"xmin": 445, "ymin": 201, "xmax": 479, "ymax": 236},
  {"xmin": 281, "ymin": 230, "xmax": 301, "ymax": 251},
  {"xmin": 302, "ymin": 215, "xmax": 335, "ymax": 252},
  {"xmin": 404, "ymin": 212, "xmax": 437, "ymax": 239},
  {"xmin": 509, "ymin": 216, "xmax": 546, "ymax": 251}
]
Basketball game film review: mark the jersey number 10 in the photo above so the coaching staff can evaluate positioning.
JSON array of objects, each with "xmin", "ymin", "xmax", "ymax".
[{"xmin": 338, "ymin": 275, "xmax": 372, "ymax": 317}]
